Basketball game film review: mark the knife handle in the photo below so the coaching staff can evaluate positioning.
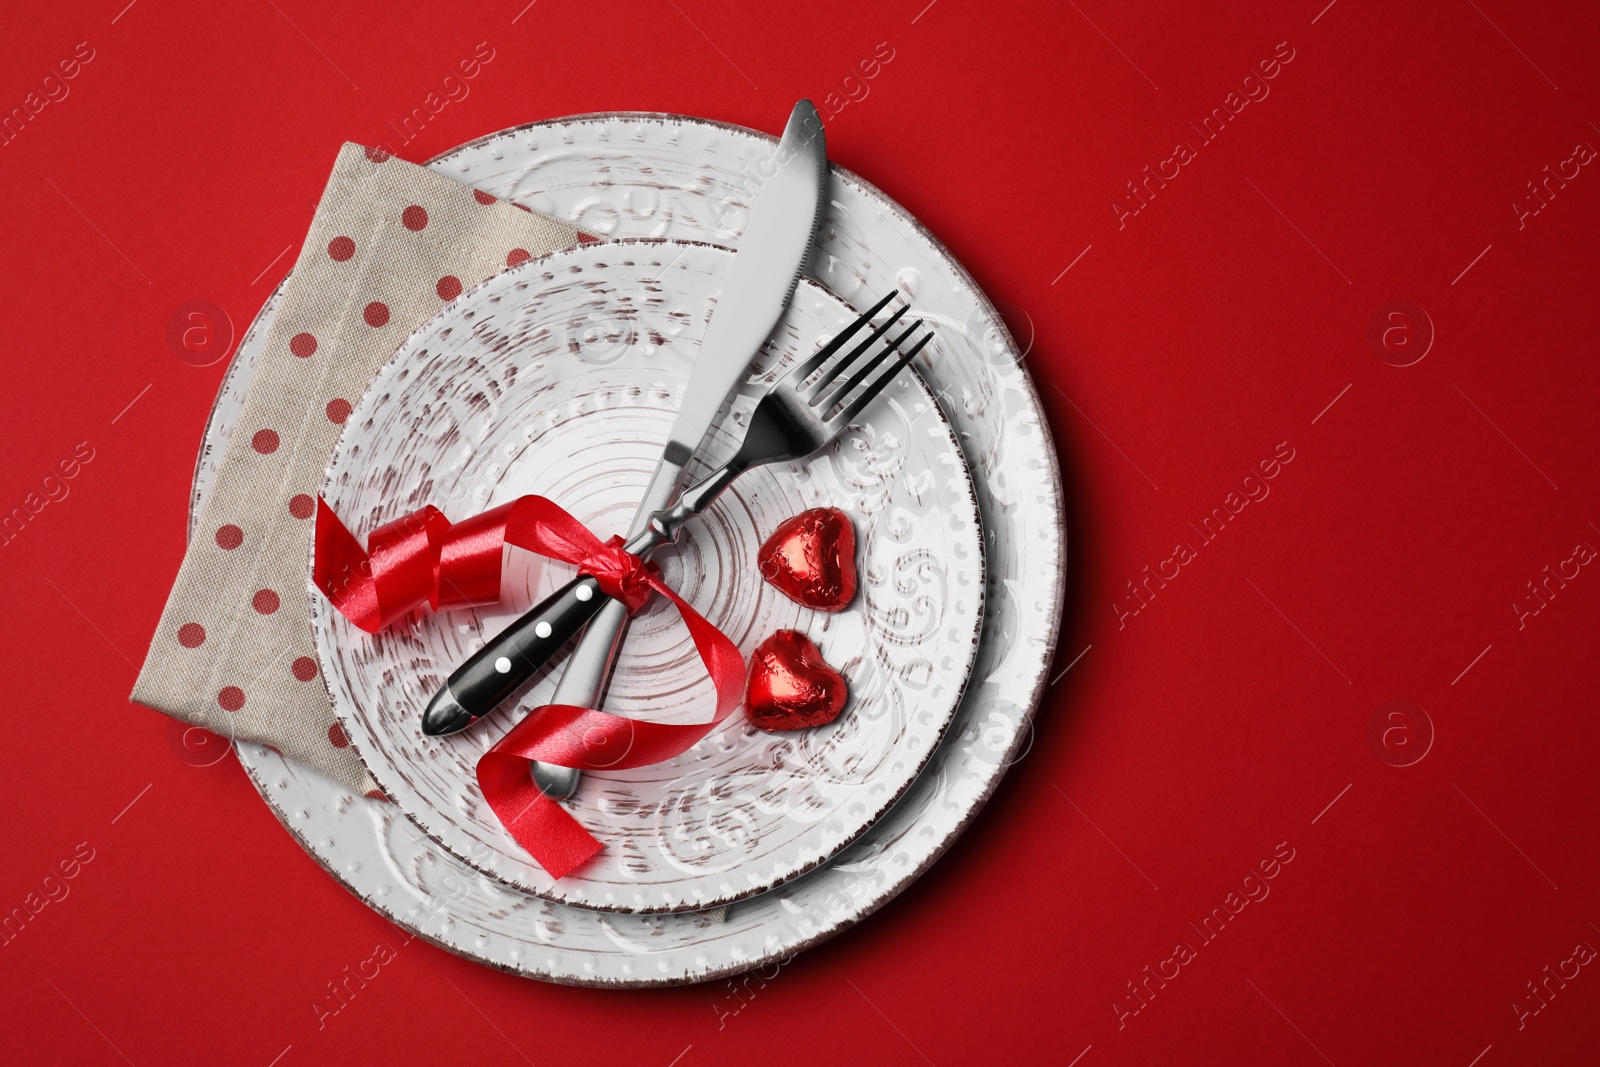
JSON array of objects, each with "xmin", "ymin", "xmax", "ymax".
[{"xmin": 424, "ymin": 575, "xmax": 609, "ymax": 733}]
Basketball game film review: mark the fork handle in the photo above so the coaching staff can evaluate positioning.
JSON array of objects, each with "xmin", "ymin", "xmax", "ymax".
[{"xmin": 635, "ymin": 456, "xmax": 750, "ymax": 547}]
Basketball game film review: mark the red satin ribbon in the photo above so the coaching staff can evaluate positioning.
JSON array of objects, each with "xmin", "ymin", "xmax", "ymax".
[{"xmin": 314, "ymin": 496, "xmax": 746, "ymax": 879}]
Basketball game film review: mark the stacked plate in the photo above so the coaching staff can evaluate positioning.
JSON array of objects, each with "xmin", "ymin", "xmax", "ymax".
[{"xmin": 191, "ymin": 114, "xmax": 1064, "ymax": 987}]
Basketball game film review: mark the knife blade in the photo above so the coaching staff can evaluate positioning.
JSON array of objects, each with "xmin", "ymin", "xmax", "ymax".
[{"xmin": 422, "ymin": 100, "xmax": 828, "ymax": 740}]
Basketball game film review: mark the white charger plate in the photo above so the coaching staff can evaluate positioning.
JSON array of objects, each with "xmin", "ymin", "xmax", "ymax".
[
  {"xmin": 197, "ymin": 113, "xmax": 1064, "ymax": 986},
  {"xmin": 315, "ymin": 240, "xmax": 984, "ymax": 912}
]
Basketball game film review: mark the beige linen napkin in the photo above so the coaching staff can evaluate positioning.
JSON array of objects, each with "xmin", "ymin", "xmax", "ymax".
[{"xmin": 133, "ymin": 143, "xmax": 587, "ymax": 791}]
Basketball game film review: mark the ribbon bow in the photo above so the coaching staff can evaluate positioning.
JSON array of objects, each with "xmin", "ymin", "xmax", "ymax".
[{"xmin": 314, "ymin": 496, "xmax": 746, "ymax": 879}]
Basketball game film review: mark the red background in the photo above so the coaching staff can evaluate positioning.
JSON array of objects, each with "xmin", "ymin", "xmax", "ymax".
[{"xmin": 3, "ymin": 0, "xmax": 1597, "ymax": 1064}]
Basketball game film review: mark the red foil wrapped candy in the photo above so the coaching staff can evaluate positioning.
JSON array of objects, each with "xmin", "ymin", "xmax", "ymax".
[
  {"xmin": 757, "ymin": 507, "xmax": 858, "ymax": 611},
  {"xmin": 745, "ymin": 630, "xmax": 848, "ymax": 731}
]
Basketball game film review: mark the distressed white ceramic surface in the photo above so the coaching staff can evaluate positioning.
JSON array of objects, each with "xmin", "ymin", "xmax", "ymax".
[
  {"xmin": 314, "ymin": 241, "xmax": 983, "ymax": 912},
  {"xmin": 196, "ymin": 113, "xmax": 1064, "ymax": 986}
]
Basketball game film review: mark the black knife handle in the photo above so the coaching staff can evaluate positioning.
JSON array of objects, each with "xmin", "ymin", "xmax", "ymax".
[{"xmin": 431, "ymin": 575, "xmax": 610, "ymax": 731}]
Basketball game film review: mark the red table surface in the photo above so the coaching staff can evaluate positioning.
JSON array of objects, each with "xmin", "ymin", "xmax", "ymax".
[{"xmin": 3, "ymin": 0, "xmax": 1597, "ymax": 1063}]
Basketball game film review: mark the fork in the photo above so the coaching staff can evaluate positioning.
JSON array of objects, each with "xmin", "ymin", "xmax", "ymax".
[{"xmin": 421, "ymin": 292, "xmax": 932, "ymax": 753}]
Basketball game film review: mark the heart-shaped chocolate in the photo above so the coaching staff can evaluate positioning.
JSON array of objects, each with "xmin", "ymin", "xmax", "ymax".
[
  {"xmin": 757, "ymin": 507, "xmax": 857, "ymax": 612},
  {"xmin": 744, "ymin": 630, "xmax": 848, "ymax": 731}
]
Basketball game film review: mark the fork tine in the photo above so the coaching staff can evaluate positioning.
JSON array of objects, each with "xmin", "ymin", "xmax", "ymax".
[
  {"xmin": 783, "ymin": 291, "xmax": 898, "ymax": 387},
  {"xmin": 801, "ymin": 304, "xmax": 910, "ymax": 403},
  {"xmin": 826, "ymin": 331, "xmax": 933, "ymax": 431},
  {"xmin": 814, "ymin": 319, "xmax": 921, "ymax": 413}
]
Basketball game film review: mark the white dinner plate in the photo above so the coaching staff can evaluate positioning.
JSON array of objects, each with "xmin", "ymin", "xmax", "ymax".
[
  {"xmin": 195, "ymin": 112, "xmax": 1064, "ymax": 986},
  {"xmin": 314, "ymin": 240, "xmax": 984, "ymax": 912}
]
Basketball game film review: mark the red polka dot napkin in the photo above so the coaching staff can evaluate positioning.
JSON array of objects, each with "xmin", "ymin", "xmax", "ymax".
[{"xmin": 132, "ymin": 143, "xmax": 588, "ymax": 792}]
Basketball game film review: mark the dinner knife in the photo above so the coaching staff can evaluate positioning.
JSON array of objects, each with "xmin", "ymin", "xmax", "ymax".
[{"xmin": 422, "ymin": 99, "xmax": 829, "ymax": 742}]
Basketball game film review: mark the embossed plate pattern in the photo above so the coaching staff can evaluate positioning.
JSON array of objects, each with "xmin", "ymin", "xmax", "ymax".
[
  {"xmin": 315, "ymin": 241, "xmax": 984, "ymax": 912},
  {"xmin": 196, "ymin": 113, "xmax": 1064, "ymax": 986}
]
